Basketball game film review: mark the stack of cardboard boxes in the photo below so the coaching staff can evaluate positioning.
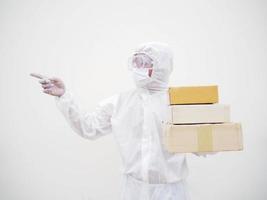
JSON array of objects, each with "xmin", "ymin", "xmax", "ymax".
[{"xmin": 164, "ymin": 85, "xmax": 243, "ymax": 153}]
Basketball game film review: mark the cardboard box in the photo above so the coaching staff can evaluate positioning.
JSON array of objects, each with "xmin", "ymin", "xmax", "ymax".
[
  {"xmin": 169, "ymin": 104, "xmax": 230, "ymax": 124},
  {"xmin": 164, "ymin": 123, "xmax": 243, "ymax": 153},
  {"xmin": 169, "ymin": 85, "xmax": 219, "ymax": 105}
]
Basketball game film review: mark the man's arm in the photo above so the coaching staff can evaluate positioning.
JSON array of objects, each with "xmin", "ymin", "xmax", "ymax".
[{"xmin": 55, "ymin": 91, "xmax": 117, "ymax": 140}]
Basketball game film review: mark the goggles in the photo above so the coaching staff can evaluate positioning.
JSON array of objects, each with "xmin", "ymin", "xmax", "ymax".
[{"xmin": 128, "ymin": 53, "xmax": 153, "ymax": 70}]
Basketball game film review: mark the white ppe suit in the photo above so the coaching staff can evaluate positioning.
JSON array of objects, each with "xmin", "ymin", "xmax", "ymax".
[{"xmin": 55, "ymin": 42, "xmax": 191, "ymax": 200}]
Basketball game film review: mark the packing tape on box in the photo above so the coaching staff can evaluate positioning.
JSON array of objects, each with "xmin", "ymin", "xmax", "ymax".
[{"xmin": 197, "ymin": 125, "xmax": 213, "ymax": 152}]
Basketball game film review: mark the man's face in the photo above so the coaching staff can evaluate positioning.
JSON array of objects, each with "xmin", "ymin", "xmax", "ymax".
[{"xmin": 132, "ymin": 53, "xmax": 153, "ymax": 77}]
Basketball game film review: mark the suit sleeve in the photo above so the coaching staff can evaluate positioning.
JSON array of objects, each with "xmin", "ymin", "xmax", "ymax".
[{"xmin": 54, "ymin": 90, "xmax": 118, "ymax": 140}]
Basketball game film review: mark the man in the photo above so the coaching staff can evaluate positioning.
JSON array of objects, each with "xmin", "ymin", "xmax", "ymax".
[{"xmin": 31, "ymin": 42, "xmax": 212, "ymax": 200}]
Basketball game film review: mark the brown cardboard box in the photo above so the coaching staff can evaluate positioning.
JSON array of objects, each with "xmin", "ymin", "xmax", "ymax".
[
  {"xmin": 169, "ymin": 104, "xmax": 230, "ymax": 124},
  {"xmin": 169, "ymin": 85, "xmax": 219, "ymax": 105},
  {"xmin": 164, "ymin": 123, "xmax": 243, "ymax": 153}
]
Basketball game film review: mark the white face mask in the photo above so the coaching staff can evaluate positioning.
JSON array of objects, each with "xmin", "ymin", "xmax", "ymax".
[{"xmin": 132, "ymin": 68, "xmax": 153, "ymax": 88}]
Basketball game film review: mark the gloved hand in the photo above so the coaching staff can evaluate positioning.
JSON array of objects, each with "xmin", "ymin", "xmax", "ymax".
[
  {"xmin": 30, "ymin": 73, "xmax": 65, "ymax": 97},
  {"xmin": 193, "ymin": 152, "xmax": 218, "ymax": 157}
]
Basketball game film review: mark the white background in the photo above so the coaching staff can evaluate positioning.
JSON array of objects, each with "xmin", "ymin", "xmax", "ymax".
[{"xmin": 0, "ymin": 0, "xmax": 266, "ymax": 199}]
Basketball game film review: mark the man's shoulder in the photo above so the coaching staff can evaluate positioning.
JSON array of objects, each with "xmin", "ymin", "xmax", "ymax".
[
  {"xmin": 118, "ymin": 88, "xmax": 144, "ymax": 102},
  {"xmin": 118, "ymin": 88, "xmax": 137, "ymax": 96},
  {"xmin": 99, "ymin": 88, "xmax": 137, "ymax": 106}
]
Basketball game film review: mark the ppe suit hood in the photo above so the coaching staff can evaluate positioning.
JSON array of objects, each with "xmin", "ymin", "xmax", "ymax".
[{"xmin": 130, "ymin": 42, "xmax": 174, "ymax": 92}]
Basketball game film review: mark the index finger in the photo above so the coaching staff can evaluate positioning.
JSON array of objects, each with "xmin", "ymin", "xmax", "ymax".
[{"xmin": 30, "ymin": 73, "xmax": 48, "ymax": 79}]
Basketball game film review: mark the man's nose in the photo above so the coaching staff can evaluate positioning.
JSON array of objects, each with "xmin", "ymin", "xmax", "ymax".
[{"xmin": 148, "ymin": 69, "xmax": 153, "ymax": 77}]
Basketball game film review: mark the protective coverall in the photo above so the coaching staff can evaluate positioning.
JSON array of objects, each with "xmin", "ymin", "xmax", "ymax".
[{"xmin": 55, "ymin": 42, "xmax": 191, "ymax": 200}]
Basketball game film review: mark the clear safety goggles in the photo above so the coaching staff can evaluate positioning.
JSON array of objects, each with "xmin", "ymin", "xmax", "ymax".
[{"xmin": 128, "ymin": 53, "xmax": 154, "ymax": 70}]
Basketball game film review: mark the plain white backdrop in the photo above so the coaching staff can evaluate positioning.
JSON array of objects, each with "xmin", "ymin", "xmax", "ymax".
[{"xmin": 0, "ymin": 0, "xmax": 266, "ymax": 199}]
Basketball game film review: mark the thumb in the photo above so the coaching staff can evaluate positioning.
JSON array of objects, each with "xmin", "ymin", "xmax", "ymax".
[{"xmin": 49, "ymin": 77, "xmax": 62, "ymax": 83}]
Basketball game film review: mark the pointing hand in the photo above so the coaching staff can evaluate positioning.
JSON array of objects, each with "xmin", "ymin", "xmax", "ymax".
[{"xmin": 30, "ymin": 73, "xmax": 66, "ymax": 97}]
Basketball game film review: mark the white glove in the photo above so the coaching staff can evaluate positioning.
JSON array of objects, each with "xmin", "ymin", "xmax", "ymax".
[
  {"xmin": 30, "ymin": 73, "xmax": 66, "ymax": 97},
  {"xmin": 193, "ymin": 152, "xmax": 218, "ymax": 157}
]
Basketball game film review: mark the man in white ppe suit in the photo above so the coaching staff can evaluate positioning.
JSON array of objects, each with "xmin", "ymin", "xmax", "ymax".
[{"xmin": 31, "ymin": 42, "xmax": 213, "ymax": 200}]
